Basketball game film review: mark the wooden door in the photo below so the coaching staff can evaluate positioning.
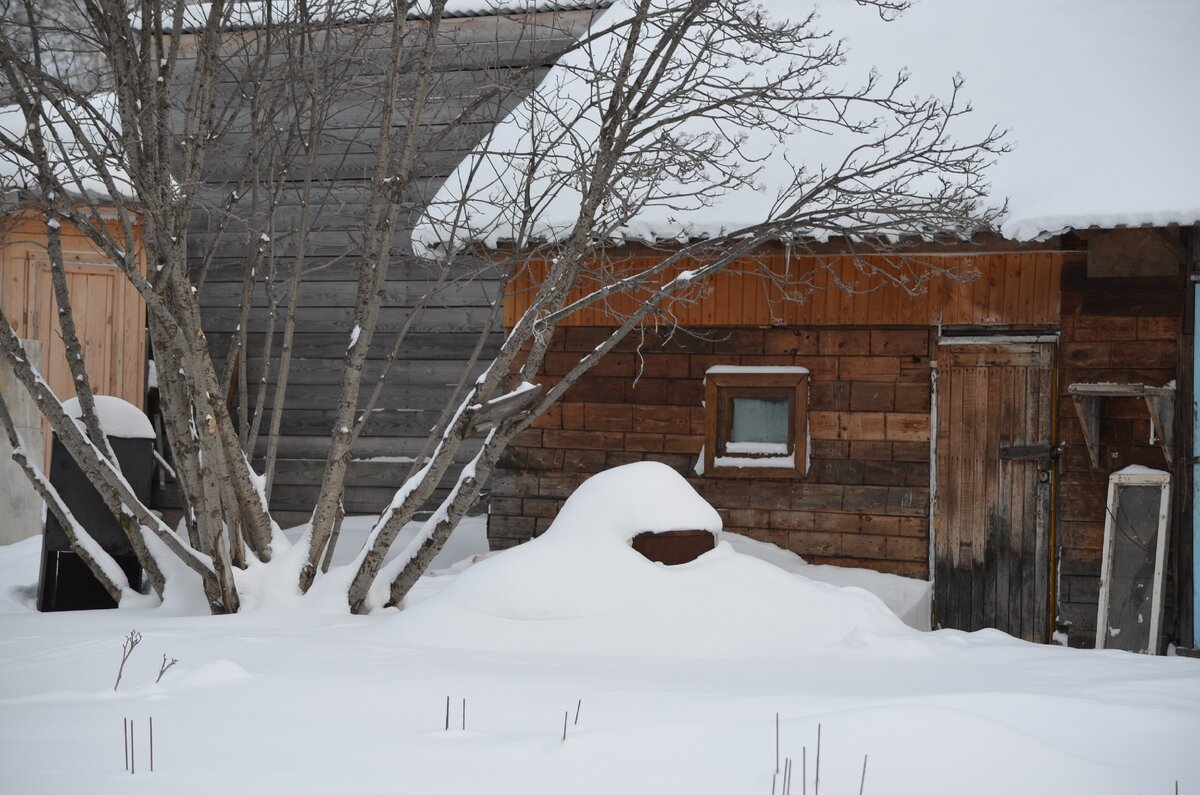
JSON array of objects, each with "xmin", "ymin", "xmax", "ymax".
[
  {"xmin": 19, "ymin": 258, "xmax": 144, "ymax": 469},
  {"xmin": 934, "ymin": 340, "xmax": 1056, "ymax": 642}
]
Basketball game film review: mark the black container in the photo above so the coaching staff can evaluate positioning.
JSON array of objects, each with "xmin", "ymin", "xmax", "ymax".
[{"xmin": 37, "ymin": 434, "xmax": 155, "ymax": 611}]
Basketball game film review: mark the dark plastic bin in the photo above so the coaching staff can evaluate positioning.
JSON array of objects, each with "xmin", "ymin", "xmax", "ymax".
[{"xmin": 37, "ymin": 434, "xmax": 155, "ymax": 611}]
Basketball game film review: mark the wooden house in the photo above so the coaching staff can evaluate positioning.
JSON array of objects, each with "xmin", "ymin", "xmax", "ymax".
[{"xmin": 419, "ymin": 0, "xmax": 1199, "ymax": 649}]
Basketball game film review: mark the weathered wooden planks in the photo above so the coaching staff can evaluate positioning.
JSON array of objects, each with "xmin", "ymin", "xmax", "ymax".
[
  {"xmin": 178, "ymin": 10, "xmax": 598, "ymax": 520},
  {"xmin": 505, "ymin": 250, "xmax": 1065, "ymax": 329},
  {"xmin": 933, "ymin": 341, "xmax": 1055, "ymax": 642}
]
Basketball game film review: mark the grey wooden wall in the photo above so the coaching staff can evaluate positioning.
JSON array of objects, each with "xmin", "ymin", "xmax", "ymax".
[{"xmin": 170, "ymin": 9, "xmax": 599, "ymax": 527}]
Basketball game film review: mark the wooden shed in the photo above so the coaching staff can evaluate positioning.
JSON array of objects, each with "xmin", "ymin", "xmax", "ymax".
[
  {"xmin": 411, "ymin": 0, "xmax": 1198, "ymax": 651},
  {"xmin": 489, "ymin": 229, "xmax": 1193, "ymax": 649}
]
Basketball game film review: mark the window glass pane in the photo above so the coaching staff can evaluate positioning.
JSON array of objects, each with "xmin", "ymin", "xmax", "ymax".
[{"xmin": 730, "ymin": 397, "xmax": 788, "ymax": 445}]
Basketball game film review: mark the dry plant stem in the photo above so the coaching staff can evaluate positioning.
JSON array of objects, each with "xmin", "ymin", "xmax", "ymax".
[
  {"xmin": 123, "ymin": 718, "xmax": 128, "ymax": 771},
  {"xmin": 150, "ymin": 717, "xmax": 154, "ymax": 773},
  {"xmin": 156, "ymin": 654, "xmax": 178, "ymax": 684},
  {"xmin": 575, "ymin": 699, "xmax": 582, "ymax": 725},
  {"xmin": 562, "ymin": 711, "xmax": 568, "ymax": 742},
  {"xmin": 461, "ymin": 698, "xmax": 466, "ymax": 731},
  {"xmin": 114, "ymin": 630, "xmax": 141, "ymax": 691},
  {"xmin": 130, "ymin": 719, "xmax": 135, "ymax": 774},
  {"xmin": 444, "ymin": 696, "xmax": 449, "ymax": 731},
  {"xmin": 859, "ymin": 754, "xmax": 868, "ymax": 795}
]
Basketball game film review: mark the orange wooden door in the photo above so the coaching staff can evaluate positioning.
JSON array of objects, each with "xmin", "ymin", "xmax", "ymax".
[
  {"xmin": 934, "ymin": 340, "xmax": 1056, "ymax": 642},
  {"xmin": 26, "ymin": 258, "xmax": 135, "ymax": 401},
  {"xmin": 20, "ymin": 257, "xmax": 144, "ymax": 468}
]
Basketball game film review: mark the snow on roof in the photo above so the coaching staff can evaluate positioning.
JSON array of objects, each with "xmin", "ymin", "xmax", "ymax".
[
  {"xmin": 0, "ymin": 92, "xmax": 131, "ymax": 202},
  {"xmin": 414, "ymin": 0, "xmax": 1200, "ymax": 251},
  {"xmin": 148, "ymin": 0, "xmax": 609, "ymax": 32}
]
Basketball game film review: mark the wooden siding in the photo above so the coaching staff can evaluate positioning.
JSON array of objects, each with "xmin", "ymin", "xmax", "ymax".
[
  {"xmin": 490, "ymin": 325, "xmax": 934, "ymax": 578},
  {"xmin": 1054, "ymin": 256, "xmax": 1187, "ymax": 647},
  {"xmin": 179, "ymin": 10, "xmax": 600, "ymax": 525},
  {"xmin": 1, "ymin": 213, "xmax": 147, "ymax": 469},
  {"xmin": 505, "ymin": 250, "xmax": 1063, "ymax": 329}
]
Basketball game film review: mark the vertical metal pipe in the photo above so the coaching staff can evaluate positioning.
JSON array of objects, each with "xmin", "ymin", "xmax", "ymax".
[{"xmin": 1192, "ymin": 280, "xmax": 1198, "ymax": 645}]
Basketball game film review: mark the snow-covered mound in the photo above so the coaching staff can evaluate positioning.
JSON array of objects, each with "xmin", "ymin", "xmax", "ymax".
[
  {"xmin": 725, "ymin": 532, "xmax": 931, "ymax": 630},
  {"xmin": 394, "ymin": 462, "xmax": 911, "ymax": 655}
]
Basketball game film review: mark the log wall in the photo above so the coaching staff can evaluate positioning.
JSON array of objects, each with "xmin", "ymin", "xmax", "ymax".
[
  {"xmin": 491, "ymin": 324, "xmax": 935, "ymax": 578},
  {"xmin": 1055, "ymin": 254, "xmax": 1188, "ymax": 647}
]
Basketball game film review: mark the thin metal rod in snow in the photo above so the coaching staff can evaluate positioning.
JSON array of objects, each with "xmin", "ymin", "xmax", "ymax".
[
  {"xmin": 574, "ymin": 699, "xmax": 582, "ymax": 725},
  {"xmin": 771, "ymin": 770, "xmax": 777, "ymax": 795},
  {"xmin": 783, "ymin": 757, "xmax": 792, "ymax": 795},
  {"xmin": 461, "ymin": 698, "xmax": 466, "ymax": 731},
  {"xmin": 802, "ymin": 747, "xmax": 806, "ymax": 795},
  {"xmin": 130, "ymin": 719, "xmax": 135, "ymax": 774},
  {"xmin": 444, "ymin": 696, "xmax": 450, "ymax": 731},
  {"xmin": 123, "ymin": 718, "xmax": 128, "ymax": 771},
  {"xmin": 150, "ymin": 717, "xmax": 155, "ymax": 773},
  {"xmin": 775, "ymin": 712, "xmax": 780, "ymax": 773},
  {"xmin": 859, "ymin": 754, "xmax": 868, "ymax": 795},
  {"xmin": 814, "ymin": 724, "xmax": 821, "ymax": 795},
  {"xmin": 562, "ymin": 711, "xmax": 569, "ymax": 742}
]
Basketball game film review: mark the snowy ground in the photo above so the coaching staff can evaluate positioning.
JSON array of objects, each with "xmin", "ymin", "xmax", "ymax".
[{"xmin": 2, "ymin": 463, "xmax": 1198, "ymax": 794}]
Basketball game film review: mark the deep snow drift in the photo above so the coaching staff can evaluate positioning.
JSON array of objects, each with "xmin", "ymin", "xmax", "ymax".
[{"xmin": 1, "ymin": 462, "xmax": 1197, "ymax": 794}]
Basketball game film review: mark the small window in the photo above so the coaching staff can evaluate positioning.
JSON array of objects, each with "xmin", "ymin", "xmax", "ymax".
[{"xmin": 704, "ymin": 366, "xmax": 809, "ymax": 478}]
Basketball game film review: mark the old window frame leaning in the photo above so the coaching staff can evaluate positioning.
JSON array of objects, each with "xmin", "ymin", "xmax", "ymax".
[{"xmin": 703, "ymin": 366, "xmax": 809, "ymax": 479}]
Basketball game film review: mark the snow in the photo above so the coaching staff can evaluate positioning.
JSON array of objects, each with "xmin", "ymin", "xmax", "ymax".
[
  {"xmin": 1, "ymin": 471, "xmax": 1200, "ymax": 792},
  {"xmin": 1110, "ymin": 464, "xmax": 1169, "ymax": 478},
  {"xmin": 414, "ymin": 0, "xmax": 1200, "ymax": 253},
  {"xmin": 712, "ymin": 452, "xmax": 795, "ymax": 469},
  {"xmin": 0, "ymin": 92, "xmax": 131, "ymax": 200},
  {"xmin": 61, "ymin": 395, "xmax": 155, "ymax": 440},
  {"xmin": 706, "ymin": 365, "xmax": 810, "ymax": 377}
]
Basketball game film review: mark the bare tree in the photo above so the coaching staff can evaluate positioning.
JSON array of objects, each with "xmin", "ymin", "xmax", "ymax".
[{"xmin": 0, "ymin": 0, "xmax": 1002, "ymax": 614}]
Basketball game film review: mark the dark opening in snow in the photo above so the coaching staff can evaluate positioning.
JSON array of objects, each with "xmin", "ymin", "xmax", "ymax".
[{"xmin": 631, "ymin": 530, "xmax": 715, "ymax": 566}]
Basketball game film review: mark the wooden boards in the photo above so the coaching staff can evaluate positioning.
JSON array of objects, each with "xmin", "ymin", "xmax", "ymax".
[
  {"xmin": 933, "ymin": 340, "xmax": 1056, "ymax": 642},
  {"xmin": 505, "ymin": 251, "xmax": 1064, "ymax": 329}
]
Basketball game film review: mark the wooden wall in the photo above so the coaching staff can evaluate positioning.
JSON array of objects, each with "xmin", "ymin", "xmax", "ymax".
[
  {"xmin": 178, "ymin": 10, "xmax": 600, "ymax": 526},
  {"xmin": 505, "ymin": 249, "xmax": 1063, "ymax": 328},
  {"xmin": 492, "ymin": 236, "xmax": 1194, "ymax": 648},
  {"xmin": 1, "ymin": 212, "xmax": 147, "ymax": 469},
  {"xmin": 491, "ymin": 324, "xmax": 935, "ymax": 578},
  {"xmin": 1055, "ymin": 254, "xmax": 1187, "ymax": 647}
]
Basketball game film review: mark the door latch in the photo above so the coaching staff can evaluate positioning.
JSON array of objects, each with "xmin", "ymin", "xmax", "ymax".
[{"xmin": 999, "ymin": 443, "xmax": 1062, "ymax": 462}]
